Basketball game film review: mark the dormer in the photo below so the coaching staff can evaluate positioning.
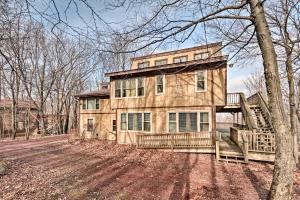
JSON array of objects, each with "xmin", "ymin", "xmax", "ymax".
[{"xmin": 130, "ymin": 42, "xmax": 222, "ymax": 70}]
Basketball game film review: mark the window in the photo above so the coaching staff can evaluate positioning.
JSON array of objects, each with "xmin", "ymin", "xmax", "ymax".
[
  {"xmin": 112, "ymin": 120, "xmax": 117, "ymax": 132},
  {"xmin": 138, "ymin": 62, "xmax": 150, "ymax": 68},
  {"xmin": 144, "ymin": 113, "xmax": 151, "ymax": 132},
  {"xmin": 155, "ymin": 59, "xmax": 167, "ymax": 66},
  {"xmin": 194, "ymin": 52, "xmax": 210, "ymax": 60},
  {"xmin": 123, "ymin": 79, "xmax": 136, "ymax": 97},
  {"xmin": 115, "ymin": 80, "xmax": 121, "ymax": 98},
  {"xmin": 179, "ymin": 113, "xmax": 197, "ymax": 132},
  {"xmin": 156, "ymin": 75, "xmax": 164, "ymax": 94},
  {"xmin": 200, "ymin": 112, "xmax": 210, "ymax": 131},
  {"xmin": 120, "ymin": 113, "xmax": 151, "ymax": 132},
  {"xmin": 168, "ymin": 113, "xmax": 177, "ymax": 132},
  {"xmin": 115, "ymin": 78, "xmax": 145, "ymax": 98},
  {"xmin": 96, "ymin": 99, "xmax": 100, "ymax": 109},
  {"xmin": 87, "ymin": 119, "xmax": 94, "ymax": 131},
  {"xmin": 173, "ymin": 56, "xmax": 188, "ymax": 63},
  {"xmin": 196, "ymin": 70, "xmax": 207, "ymax": 91},
  {"xmin": 121, "ymin": 113, "xmax": 127, "ymax": 130},
  {"xmin": 82, "ymin": 99, "xmax": 87, "ymax": 110},
  {"xmin": 82, "ymin": 98, "xmax": 99, "ymax": 110},
  {"xmin": 137, "ymin": 78, "xmax": 144, "ymax": 96},
  {"xmin": 128, "ymin": 113, "xmax": 143, "ymax": 131},
  {"xmin": 168, "ymin": 111, "xmax": 210, "ymax": 132}
]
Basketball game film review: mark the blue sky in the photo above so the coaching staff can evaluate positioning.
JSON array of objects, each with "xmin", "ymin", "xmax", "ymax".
[{"xmin": 34, "ymin": 0, "xmax": 263, "ymax": 94}]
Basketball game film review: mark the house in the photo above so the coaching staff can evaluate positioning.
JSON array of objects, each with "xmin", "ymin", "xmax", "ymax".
[
  {"xmin": 0, "ymin": 99, "xmax": 38, "ymax": 137},
  {"xmin": 76, "ymin": 42, "xmax": 276, "ymax": 163}
]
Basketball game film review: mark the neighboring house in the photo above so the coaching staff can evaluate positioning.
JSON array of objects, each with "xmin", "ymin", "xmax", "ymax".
[
  {"xmin": 76, "ymin": 42, "xmax": 276, "ymax": 163},
  {"xmin": 0, "ymin": 99, "xmax": 38, "ymax": 137}
]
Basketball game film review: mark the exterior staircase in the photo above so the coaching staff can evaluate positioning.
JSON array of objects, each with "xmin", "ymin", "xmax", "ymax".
[
  {"xmin": 250, "ymin": 106, "xmax": 274, "ymax": 134},
  {"xmin": 217, "ymin": 134, "xmax": 247, "ymax": 164}
]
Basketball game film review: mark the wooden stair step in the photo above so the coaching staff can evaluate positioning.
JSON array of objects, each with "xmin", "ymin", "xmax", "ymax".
[{"xmin": 218, "ymin": 158, "xmax": 247, "ymax": 164}]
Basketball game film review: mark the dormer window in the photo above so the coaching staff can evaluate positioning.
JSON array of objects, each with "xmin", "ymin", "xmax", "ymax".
[
  {"xmin": 138, "ymin": 61, "xmax": 150, "ymax": 68},
  {"xmin": 155, "ymin": 59, "xmax": 168, "ymax": 66},
  {"xmin": 173, "ymin": 56, "xmax": 188, "ymax": 63},
  {"xmin": 194, "ymin": 52, "xmax": 210, "ymax": 60}
]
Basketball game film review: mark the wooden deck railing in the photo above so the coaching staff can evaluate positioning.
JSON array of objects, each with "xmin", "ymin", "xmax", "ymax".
[
  {"xmin": 247, "ymin": 92, "xmax": 273, "ymax": 130},
  {"xmin": 227, "ymin": 93, "xmax": 241, "ymax": 105},
  {"xmin": 137, "ymin": 132, "xmax": 213, "ymax": 149},
  {"xmin": 247, "ymin": 132, "xmax": 275, "ymax": 153},
  {"xmin": 240, "ymin": 93, "xmax": 257, "ymax": 130}
]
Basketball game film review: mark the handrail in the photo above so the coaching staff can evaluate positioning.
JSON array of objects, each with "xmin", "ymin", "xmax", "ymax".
[
  {"xmin": 240, "ymin": 93, "xmax": 257, "ymax": 130},
  {"xmin": 247, "ymin": 92, "xmax": 273, "ymax": 130}
]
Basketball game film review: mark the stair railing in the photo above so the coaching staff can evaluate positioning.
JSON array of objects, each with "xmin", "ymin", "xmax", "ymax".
[
  {"xmin": 247, "ymin": 92, "xmax": 273, "ymax": 130},
  {"xmin": 240, "ymin": 93, "xmax": 257, "ymax": 130}
]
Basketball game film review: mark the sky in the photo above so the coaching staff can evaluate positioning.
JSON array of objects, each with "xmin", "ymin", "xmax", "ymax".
[{"xmin": 32, "ymin": 0, "xmax": 263, "ymax": 95}]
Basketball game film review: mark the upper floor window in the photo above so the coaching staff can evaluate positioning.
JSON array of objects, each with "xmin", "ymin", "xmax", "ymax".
[
  {"xmin": 196, "ymin": 70, "xmax": 207, "ymax": 92},
  {"xmin": 123, "ymin": 79, "xmax": 136, "ymax": 97},
  {"xmin": 115, "ymin": 78, "xmax": 145, "ymax": 98},
  {"xmin": 155, "ymin": 59, "xmax": 168, "ymax": 66},
  {"xmin": 82, "ymin": 98, "xmax": 99, "ymax": 110},
  {"xmin": 173, "ymin": 55, "xmax": 188, "ymax": 63},
  {"xmin": 156, "ymin": 75, "xmax": 165, "ymax": 95},
  {"xmin": 194, "ymin": 52, "xmax": 210, "ymax": 60},
  {"xmin": 138, "ymin": 61, "xmax": 150, "ymax": 68}
]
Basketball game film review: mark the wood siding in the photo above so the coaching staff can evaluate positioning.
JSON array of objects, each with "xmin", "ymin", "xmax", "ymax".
[{"xmin": 110, "ymin": 66, "xmax": 226, "ymax": 109}]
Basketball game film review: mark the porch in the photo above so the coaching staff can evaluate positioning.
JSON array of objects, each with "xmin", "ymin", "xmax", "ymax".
[{"xmin": 136, "ymin": 92, "xmax": 276, "ymax": 163}]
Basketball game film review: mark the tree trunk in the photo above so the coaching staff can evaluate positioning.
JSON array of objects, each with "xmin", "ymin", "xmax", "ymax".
[
  {"xmin": 249, "ymin": 0, "xmax": 294, "ymax": 199},
  {"xmin": 284, "ymin": 44, "xmax": 298, "ymax": 164}
]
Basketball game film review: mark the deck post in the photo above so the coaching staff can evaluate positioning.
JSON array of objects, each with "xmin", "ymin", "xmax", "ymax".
[
  {"xmin": 215, "ymin": 131, "xmax": 220, "ymax": 162},
  {"xmin": 171, "ymin": 134, "xmax": 174, "ymax": 150}
]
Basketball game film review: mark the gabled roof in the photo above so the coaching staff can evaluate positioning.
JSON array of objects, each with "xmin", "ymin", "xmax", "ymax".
[
  {"xmin": 106, "ymin": 55, "xmax": 227, "ymax": 78},
  {"xmin": 0, "ymin": 99, "xmax": 38, "ymax": 110},
  {"xmin": 74, "ymin": 89, "xmax": 110, "ymax": 98}
]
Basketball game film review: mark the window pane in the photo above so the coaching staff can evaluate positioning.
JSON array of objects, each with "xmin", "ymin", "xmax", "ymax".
[
  {"xmin": 87, "ymin": 99, "xmax": 96, "ymax": 109},
  {"xmin": 200, "ymin": 123, "xmax": 209, "ymax": 131},
  {"xmin": 179, "ymin": 113, "xmax": 197, "ymax": 132},
  {"xmin": 121, "ymin": 113, "xmax": 127, "ymax": 130},
  {"xmin": 179, "ymin": 113, "xmax": 187, "ymax": 132},
  {"xmin": 169, "ymin": 113, "xmax": 176, "ymax": 121},
  {"xmin": 96, "ymin": 99, "xmax": 99, "ymax": 109},
  {"xmin": 138, "ymin": 62, "xmax": 149, "ymax": 68},
  {"xmin": 128, "ymin": 113, "xmax": 134, "ymax": 130},
  {"xmin": 155, "ymin": 59, "xmax": 167, "ymax": 66},
  {"xmin": 137, "ymin": 113, "xmax": 143, "ymax": 131},
  {"xmin": 200, "ymin": 112, "xmax": 209, "ymax": 123},
  {"xmin": 189, "ymin": 113, "xmax": 197, "ymax": 132},
  {"xmin": 156, "ymin": 75, "xmax": 164, "ymax": 94},
  {"xmin": 138, "ymin": 78, "xmax": 144, "ymax": 96},
  {"xmin": 144, "ymin": 122, "xmax": 150, "ymax": 132},
  {"xmin": 197, "ymin": 81, "xmax": 205, "ymax": 90},
  {"xmin": 87, "ymin": 119, "xmax": 93, "ymax": 131},
  {"xmin": 169, "ymin": 122, "xmax": 177, "ymax": 132},
  {"xmin": 82, "ymin": 99, "xmax": 86, "ymax": 109},
  {"xmin": 174, "ymin": 56, "xmax": 187, "ymax": 63},
  {"xmin": 115, "ymin": 81, "xmax": 121, "ymax": 98},
  {"xmin": 197, "ymin": 71, "xmax": 206, "ymax": 91}
]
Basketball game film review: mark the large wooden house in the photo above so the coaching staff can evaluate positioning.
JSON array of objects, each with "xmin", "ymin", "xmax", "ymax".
[{"xmin": 76, "ymin": 42, "xmax": 276, "ymax": 163}]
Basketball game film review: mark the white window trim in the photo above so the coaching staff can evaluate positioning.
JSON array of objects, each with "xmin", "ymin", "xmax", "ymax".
[
  {"xmin": 120, "ymin": 112, "xmax": 152, "ymax": 133},
  {"xmin": 167, "ymin": 110, "xmax": 211, "ymax": 133},
  {"xmin": 87, "ymin": 117, "xmax": 95, "ymax": 132},
  {"xmin": 195, "ymin": 70, "xmax": 208, "ymax": 92},
  {"xmin": 114, "ymin": 78, "xmax": 145, "ymax": 99},
  {"xmin": 112, "ymin": 119, "xmax": 117, "ymax": 133},
  {"xmin": 194, "ymin": 51, "xmax": 210, "ymax": 60},
  {"xmin": 155, "ymin": 75, "xmax": 165, "ymax": 95},
  {"xmin": 83, "ymin": 98, "xmax": 100, "ymax": 110}
]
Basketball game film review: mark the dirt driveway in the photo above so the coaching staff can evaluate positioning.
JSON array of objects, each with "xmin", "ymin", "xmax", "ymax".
[{"xmin": 0, "ymin": 135, "xmax": 299, "ymax": 200}]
